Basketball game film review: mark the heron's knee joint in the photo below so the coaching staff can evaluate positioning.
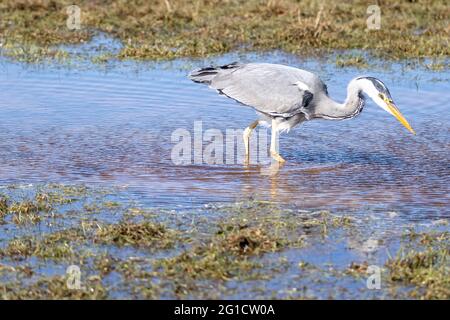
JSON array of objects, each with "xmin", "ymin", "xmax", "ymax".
[{"xmin": 243, "ymin": 127, "xmax": 253, "ymax": 139}]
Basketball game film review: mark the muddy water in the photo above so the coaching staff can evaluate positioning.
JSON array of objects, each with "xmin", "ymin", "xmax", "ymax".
[{"xmin": 0, "ymin": 52, "xmax": 449, "ymax": 220}]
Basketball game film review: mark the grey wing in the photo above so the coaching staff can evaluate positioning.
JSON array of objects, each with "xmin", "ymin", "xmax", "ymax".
[{"xmin": 208, "ymin": 63, "xmax": 317, "ymax": 118}]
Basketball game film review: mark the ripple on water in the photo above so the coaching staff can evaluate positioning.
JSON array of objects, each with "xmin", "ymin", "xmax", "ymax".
[{"xmin": 0, "ymin": 53, "xmax": 449, "ymax": 220}]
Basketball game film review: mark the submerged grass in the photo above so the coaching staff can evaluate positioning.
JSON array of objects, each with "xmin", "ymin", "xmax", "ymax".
[
  {"xmin": 94, "ymin": 221, "xmax": 178, "ymax": 249},
  {"xmin": 0, "ymin": 0, "xmax": 448, "ymax": 64},
  {"xmin": 335, "ymin": 54, "xmax": 368, "ymax": 68},
  {"xmin": 153, "ymin": 203, "xmax": 354, "ymax": 297},
  {"xmin": 1, "ymin": 230, "xmax": 81, "ymax": 261},
  {"xmin": 0, "ymin": 184, "xmax": 92, "ymax": 225},
  {"xmin": 0, "ymin": 184, "xmax": 448, "ymax": 299},
  {"xmin": 386, "ymin": 231, "xmax": 449, "ymax": 299},
  {"xmin": 1, "ymin": 276, "xmax": 108, "ymax": 299}
]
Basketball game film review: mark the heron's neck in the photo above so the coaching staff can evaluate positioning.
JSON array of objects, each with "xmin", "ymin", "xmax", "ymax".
[{"xmin": 318, "ymin": 82, "xmax": 365, "ymax": 119}]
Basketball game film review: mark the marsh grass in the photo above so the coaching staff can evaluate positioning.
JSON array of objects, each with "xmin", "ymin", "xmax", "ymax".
[
  {"xmin": 0, "ymin": 184, "xmax": 93, "ymax": 225},
  {"xmin": 0, "ymin": 196, "xmax": 9, "ymax": 218},
  {"xmin": 0, "ymin": 185, "xmax": 448, "ymax": 299},
  {"xmin": 94, "ymin": 221, "xmax": 178, "ymax": 249},
  {"xmin": 0, "ymin": 276, "xmax": 107, "ymax": 299},
  {"xmin": 335, "ymin": 54, "xmax": 369, "ymax": 68},
  {"xmin": 386, "ymin": 231, "xmax": 449, "ymax": 299},
  {"xmin": 0, "ymin": 0, "xmax": 448, "ymax": 65},
  {"xmin": 1, "ymin": 233, "xmax": 78, "ymax": 260},
  {"xmin": 151, "ymin": 202, "xmax": 354, "ymax": 298}
]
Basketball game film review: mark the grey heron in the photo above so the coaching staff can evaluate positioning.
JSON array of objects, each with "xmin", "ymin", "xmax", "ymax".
[{"xmin": 189, "ymin": 62, "xmax": 415, "ymax": 163}]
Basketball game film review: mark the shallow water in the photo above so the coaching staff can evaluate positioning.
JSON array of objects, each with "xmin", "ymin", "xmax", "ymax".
[
  {"xmin": 0, "ymin": 44, "xmax": 449, "ymax": 299},
  {"xmin": 1, "ymin": 51, "xmax": 448, "ymax": 221}
]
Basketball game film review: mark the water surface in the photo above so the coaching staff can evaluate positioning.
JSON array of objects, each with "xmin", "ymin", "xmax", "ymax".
[
  {"xmin": 1, "ymin": 52, "xmax": 448, "ymax": 220},
  {"xmin": 0, "ymin": 46, "xmax": 449, "ymax": 299}
]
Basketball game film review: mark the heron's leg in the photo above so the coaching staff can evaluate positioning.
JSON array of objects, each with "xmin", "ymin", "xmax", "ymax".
[
  {"xmin": 270, "ymin": 120, "xmax": 286, "ymax": 163},
  {"xmin": 243, "ymin": 120, "xmax": 259, "ymax": 163}
]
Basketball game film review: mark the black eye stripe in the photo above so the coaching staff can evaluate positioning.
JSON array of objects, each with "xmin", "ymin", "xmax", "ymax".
[{"xmin": 357, "ymin": 76, "xmax": 391, "ymax": 96}]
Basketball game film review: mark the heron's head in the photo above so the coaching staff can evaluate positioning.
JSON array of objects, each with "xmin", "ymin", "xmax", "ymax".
[{"xmin": 354, "ymin": 76, "xmax": 415, "ymax": 134}]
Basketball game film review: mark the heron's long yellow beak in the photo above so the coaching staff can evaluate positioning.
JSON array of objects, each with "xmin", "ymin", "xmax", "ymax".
[{"xmin": 385, "ymin": 99, "xmax": 415, "ymax": 135}]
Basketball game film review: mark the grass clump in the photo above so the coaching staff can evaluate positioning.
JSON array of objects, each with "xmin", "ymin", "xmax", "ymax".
[
  {"xmin": 424, "ymin": 61, "xmax": 449, "ymax": 72},
  {"xmin": 1, "ymin": 223, "xmax": 90, "ymax": 260},
  {"xmin": 386, "ymin": 231, "xmax": 449, "ymax": 299},
  {"xmin": 155, "ymin": 244, "xmax": 263, "ymax": 284},
  {"xmin": 0, "ymin": 184, "xmax": 92, "ymax": 225},
  {"xmin": 94, "ymin": 221, "xmax": 178, "ymax": 249},
  {"xmin": 83, "ymin": 201, "xmax": 121, "ymax": 214},
  {"xmin": 387, "ymin": 248, "xmax": 449, "ymax": 299},
  {"xmin": 1, "ymin": 237, "xmax": 75, "ymax": 261},
  {"xmin": 218, "ymin": 223, "xmax": 285, "ymax": 255},
  {"xmin": 8, "ymin": 200, "xmax": 50, "ymax": 224},
  {"xmin": 0, "ymin": 276, "xmax": 107, "ymax": 300},
  {"xmin": 154, "ymin": 202, "xmax": 348, "ymax": 295},
  {"xmin": 335, "ymin": 54, "xmax": 368, "ymax": 68},
  {"xmin": 0, "ymin": 219, "xmax": 179, "ymax": 261},
  {"xmin": 0, "ymin": 196, "xmax": 8, "ymax": 219},
  {"xmin": 0, "ymin": 194, "xmax": 52, "ymax": 224},
  {"xmin": 93, "ymin": 254, "xmax": 117, "ymax": 276}
]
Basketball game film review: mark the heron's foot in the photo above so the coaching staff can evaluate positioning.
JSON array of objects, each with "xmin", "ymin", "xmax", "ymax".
[
  {"xmin": 260, "ymin": 161, "xmax": 283, "ymax": 176},
  {"xmin": 270, "ymin": 150, "xmax": 286, "ymax": 163}
]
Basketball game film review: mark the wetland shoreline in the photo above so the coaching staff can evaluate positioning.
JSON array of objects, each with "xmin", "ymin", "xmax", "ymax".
[
  {"xmin": 0, "ymin": 0, "xmax": 448, "ymax": 300},
  {"xmin": 0, "ymin": 0, "xmax": 448, "ymax": 68},
  {"xmin": 0, "ymin": 184, "xmax": 448, "ymax": 299}
]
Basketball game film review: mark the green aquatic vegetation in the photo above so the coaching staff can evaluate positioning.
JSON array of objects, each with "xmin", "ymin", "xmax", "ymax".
[
  {"xmin": 335, "ymin": 54, "xmax": 369, "ymax": 68},
  {"xmin": 1, "ymin": 239, "xmax": 34, "ymax": 258},
  {"xmin": 154, "ymin": 203, "xmax": 349, "ymax": 293},
  {"xmin": 386, "ymin": 231, "xmax": 449, "ymax": 299},
  {"xmin": 0, "ymin": 0, "xmax": 448, "ymax": 64},
  {"xmin": 115, "ymin": 259, "xmax": 157, "ymax": 281},
  {"xmin": 9, "ymin": 199, "xmax": 51, "ymax": 214},
  {"xmin": 0, "ymin": 219, "xmax": 179, "ymax": 261},
  {"xmin": 345, "ymin": 261, "xmax": 371, "ymax": 279},
  {"xmin": 0, "ymin": 276, "xmax": 108, "ymax": 300},
  {"xmin": 155, "ymin": 245, "xmax": 263, "ymax": 283},
  {"xmin": 83, "ymin": 203, "xmax": 103, "ymax": 214},
  {"xmin": 94, "ymin": 221, "xmax": 178, "ymax": 249},
  {"xmin": 0, "ymin": 185, "xmax": 448, "ymax": 299},
  {"xmin": 218, "ymin": 223, "xmax": 286, "ymax": 255},
  {"xmin": 93, "ymin": 254, "xmax": 117, "ymax": 276},
  {"xmin": 0, "ymin": 184, "xmax": 114, "ymax": 225},
  {"xmin": 84, "ymin": 200, "xmax": 121, "ymax": 214},
  {"xmin": 37, "ymin": 184, "xmax": 94, "ymax": 204},
  {"xmin": 102, "ymin": 201, "xmax": 121, "ymax": 209},
  {"xmin": 46, "ymin": 184, "xmax": 90, "ymax": 197},
  {"xmin": 0, "ymin": 263, "xmax": 34, "ymax": 278},
  {"xmin": 1, "ymin": 237, "xmax": 75, "ymax": 261},
  {"xmin": 91, "ymin": 53, "xmax": 114, "ymax": 64},
  {"xmin": 219, "ymin": 201, "xmax": 352, "ymax": 240},
  {"xmin": 0, "ymin": 196, "xmax": 8, "ymax": 213},
  {"xmin": 424, "ymin": 61, "xmax": 448, "ymax": 71},
  {"xmin": 7, "ymin": 199, "xmax": 51, "ymax": 225},
  {"xmin": 387, "ymin": 248, "xmax": 449, "ymax": 299},
  {"xmin": 0, "ymin": 222, "xmax": 92, "ymax": 260},
  {"xmin": 0, "ymin": 43, "xmax": 70, "ymax": 63},
  {"xmin": 35, "ymin": 191, "xmax": 76, "ymax": 205}
]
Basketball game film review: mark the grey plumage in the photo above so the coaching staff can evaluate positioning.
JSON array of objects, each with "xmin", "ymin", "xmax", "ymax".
[{"xmin": 189, "ymin": 62, "xmax": 327, "ymax": 121}]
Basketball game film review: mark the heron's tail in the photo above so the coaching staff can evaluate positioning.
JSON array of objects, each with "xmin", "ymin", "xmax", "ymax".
[{"xmin": 188, "ymin": 62, "xmax": 240, "ymax": 85}]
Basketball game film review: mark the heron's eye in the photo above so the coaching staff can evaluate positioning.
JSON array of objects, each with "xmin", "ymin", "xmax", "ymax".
[{"xmin": 378, "ymin": 93, "xmax": 385, "ymax": 99}]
